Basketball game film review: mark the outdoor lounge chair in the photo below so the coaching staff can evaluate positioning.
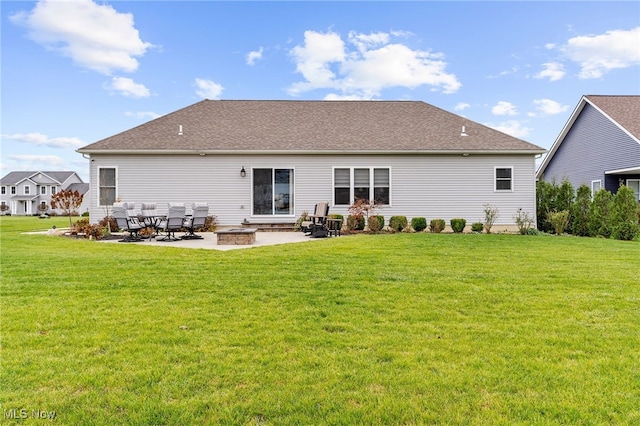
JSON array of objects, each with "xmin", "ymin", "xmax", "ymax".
[
  {"xmin": 182, "ymin": 202, "xmax": 209, "ymax": 240},
  {"xmin": 112, "ymin": 202, "xmax": 144, "ymax": 242},
  {"xmin": 301, "ymin": 201, "xmax": 330, "ymax": 238},
  {"xmin": 140, "ymin": 202, "xmax": 162, "ymax": 237},
  {"xmin": 158, "ymin": 203, "xmax": 186, "ymax": 241}
]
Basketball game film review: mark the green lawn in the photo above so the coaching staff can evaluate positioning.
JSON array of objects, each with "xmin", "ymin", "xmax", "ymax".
[{"xmin": 1, "ymin": 216, "xmax": 639, "ymax": 425}]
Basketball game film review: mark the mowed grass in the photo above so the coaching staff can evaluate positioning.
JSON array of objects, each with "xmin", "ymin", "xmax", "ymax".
[{"xmin": 1, "ymin": 217, "xmax": 639, "ymax": 425}]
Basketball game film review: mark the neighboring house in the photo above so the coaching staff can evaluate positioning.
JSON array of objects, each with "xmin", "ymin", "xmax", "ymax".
[
  {"xmin": 77, "ymin": 100, "xmax": 545, "ymax": 229},
  {"xmin": 536, "ymin": 95, "xmax": 640, "ymax": 200},
  {"xmin": 0, "ymin": 171, "xmax": 90, "ymax": 216}
]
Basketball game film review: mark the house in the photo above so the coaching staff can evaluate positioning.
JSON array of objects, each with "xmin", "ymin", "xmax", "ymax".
[
  {"xmin": 0, "ymin": 171, "xmax": 89, "ymax": 216},
  {"xmin": 77, "ymin": 100, "xmax": 545, "ymax": 230},
  {"xmin": 536, "ymin": 95, "xmax": 640, "ymax": 200}
]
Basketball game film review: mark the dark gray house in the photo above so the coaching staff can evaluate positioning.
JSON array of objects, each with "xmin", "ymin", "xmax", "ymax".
[{"xmin": 536, "ymin": 95, "xmax": 640, "ymax": 200}]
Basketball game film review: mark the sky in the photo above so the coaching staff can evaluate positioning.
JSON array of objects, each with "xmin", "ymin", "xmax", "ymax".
[{"xmin": 2, "ymin": 0, "xmax": 639, "ymax": 182}]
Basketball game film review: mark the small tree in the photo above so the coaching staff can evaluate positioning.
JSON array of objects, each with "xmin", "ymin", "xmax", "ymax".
[
  {"xmin": 50, "ymin": 189, "xmax": 84, "ymax": 229},
  {"xmin": 514, "ymin": 208, "xmax": 535, "ymax": 235},
  {"xmin": 571, "ymin": 185, "xmax": 592, "ymax": 236},
  {"xmin": 589, "ymin": 189, "xmax": 614, "ymax": 238},
  {"xmin": 547, "ymin": 210, "xmax": 570, "ymax": 235},
  {"xmin": 611, "ymin": 185, "xmax": 640, "ymax": 241},
  {"xmin": 348, "ymin": 198, "xmax": 379, "ymax": 231},
  {"xmin": 483, "ymin": 204, "xmax": 499, "ymax": 234}
]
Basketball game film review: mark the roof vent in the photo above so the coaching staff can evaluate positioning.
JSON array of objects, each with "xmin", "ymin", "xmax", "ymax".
[
  {"xmin": 461, "ymin": 126, "xmax": 468, "ymax": 137},
  {"xmin": 178, "ymin": 125, "xmax": 183, "ymax": 136}
]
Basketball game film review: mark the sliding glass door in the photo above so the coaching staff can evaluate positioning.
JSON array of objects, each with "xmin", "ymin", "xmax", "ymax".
[{"xmin": 252, "ymin": 168, "xmax": 294, "ymax": 216}]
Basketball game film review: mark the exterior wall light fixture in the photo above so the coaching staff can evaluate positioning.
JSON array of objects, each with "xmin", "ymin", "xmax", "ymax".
[{"xmin": 241, "ymin": 167, "xmax": 246, "ymax": 178}]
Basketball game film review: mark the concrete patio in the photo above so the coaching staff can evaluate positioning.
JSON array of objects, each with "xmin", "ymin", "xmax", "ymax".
[{"xmin": 98, "ymin": 229, "xmax": 323, "ymax": 251}]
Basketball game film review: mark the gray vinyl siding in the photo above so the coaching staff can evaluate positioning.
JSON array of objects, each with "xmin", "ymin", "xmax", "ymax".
[
  {"xmin": 86, "ymin": 154, "xmax": 537, "ymax": 227},
  {"xmin": 542, "ymin": 104, "xmax": 640, "ymax": 192}
]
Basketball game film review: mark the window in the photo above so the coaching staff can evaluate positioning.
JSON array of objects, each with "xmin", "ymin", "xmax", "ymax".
[
  {"xmin": 1, "ymin": 187, "xmax": 5, "ymax": 195},
  {"xmin": 24, "ymin": 186, "xmax": 30, "ymax": 195},
  {"xmin": 99, "ymin": 168, "xmax": 117, "ymax": 206},
  {"xmin": 495, "ymin": 167, "xmax": 513, "ymax": 191},
  {"xmin": 591, "ymin": 180, "xmax": 602, "ymax": 198},
  {"xmin": 11, "ymin": 187, "xmax": 16, "ymax": 195},
  {"xmin": 41, "ymin": 186, "xmax": 47, "ymax": 195},
  {"xmin": 252, "ymin": 168, "xmax": 294, "ymax": 215},
  {"xmin": 627, "ymin": 179, "xmax": 640, "ymax": 201},
  {"xmin": 334, "ymin": 168, "xmax": 350, "ymax": 205},
  {"xmin": 334, "ymin": 167, "xmax": 391, "ymax": 205},
  {"xmin": 51, "ymin": 186, "xmax": 56, "ymax": 195}
]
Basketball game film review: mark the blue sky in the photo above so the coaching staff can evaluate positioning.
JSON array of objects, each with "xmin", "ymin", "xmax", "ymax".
[{"xmin": 2, "ymin": 1, "xmax": 639, "ymax": 181}]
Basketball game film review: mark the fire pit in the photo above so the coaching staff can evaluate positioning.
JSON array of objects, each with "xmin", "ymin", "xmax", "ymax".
[{"xmin": 215, "ymin": 228, "xmax": 257, "ymax": 245}]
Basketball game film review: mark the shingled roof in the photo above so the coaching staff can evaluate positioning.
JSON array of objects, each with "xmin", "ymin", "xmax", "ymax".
[
  {"xmin": 585, "ymin": 95, "xmax": 640, "ymax": 140},
  {"xmin": 78, "ymin": 100, "xmax": 544, "ymax": 154}
]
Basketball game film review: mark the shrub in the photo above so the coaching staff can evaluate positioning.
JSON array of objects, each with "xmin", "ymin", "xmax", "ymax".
[
  {"xmin": 471, "ymin": 222, "xmax": 484, "ymax": 233},
  {"xmin": 536, "ymin": 178, "xmax": 574, "ymax": 233},
  {"xmin": 99, "ymin": 215, "xmax": 119, "ymax": 233},
  {"xmin": 388, "ymin": 216, "xmax": 408, "ymax": 232},
  {"xmin": 347, "ymin": 215, "xmax": 365, "ymax": 231},
  {"xmin": 450, "ymin": 218, "xmax": 466, "ymax": 233},
  {"xmin": 483, "ymin": 204, "xmax": 499, "ymax": 234},
  {"xmin": 589, "ymin": 189, "xmax": 613, "ymax": 238},
  {"xmin": 611, "ymin": 185, "xmax": 640, "ymax": 241},
  {"xmin": 571, "ymin": 184, "xmax": 592, "ymax": 236},
  {"xmin": 293, "ymin": 210, "xmax": 310, "ymax": 232},
  {"xmin": 74, "ymin": 218, "xmax": 104, "ymax": 240},
  {"xmin": 514, "ymin": 208, "xmax": 535, "ymax": 235},
  {"xmin": 547, "ymin": 210, "xmax": 570, "ymax": 235},
  {"xmin": 430, "ymin": 218, "xmax": 446, "ymax": 233},
  {"xmin": 203, "ymin": 215, "xmax": 218, "ymax": 232},
  {"xmin": 367, "ymin": 215, "xmax": 384, "ymax": 232},
  {"xmin": 411, "ymin": 217, "xmax": 427, "ymax": 232}
]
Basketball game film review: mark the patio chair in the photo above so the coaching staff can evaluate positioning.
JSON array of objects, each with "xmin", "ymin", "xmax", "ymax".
[
  {"xmin": 182, "ymin": 202, "xmax": 209, "ymax": 240},
  {"xmin": 158, "ymin": 203, "xmax": 186, "ymax": 241},
  {"xmin": 140, "ymin": 202, "xmax": 162, "ymax": 237},
  {"xmin": 112, "ymin": 202, "xmax": 144, "ymax": 242},
  {"xmin": 301, "ymin": 201, "xmax": 330, "ymax": 238}
]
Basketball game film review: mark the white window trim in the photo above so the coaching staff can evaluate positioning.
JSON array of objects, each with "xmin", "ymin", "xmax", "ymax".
[
  {"xmin": 332, "ymin": 166, "xmax": 392, "ymax": 206},
  {"xmin": 24, "ymin": 186, "xmax": 30, "ymax": 195},
  {"xmin": 97, "ymin": 166, "xmax": 118, "ymax": 207},
  {"xmin": 626, "ymin": 179, "xmax": 640, "ymax": 201},
  {"xmin": 591, "ymin": 179, "xmax": 602, "ymax": 199},
  {"xmin": 494, "ymin": 166, "xmax": 514, "ymax": 192}
]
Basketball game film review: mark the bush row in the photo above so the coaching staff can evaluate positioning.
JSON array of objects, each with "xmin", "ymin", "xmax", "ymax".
[
  {"xmin": 537, "ymin": 180, "xmax": 640, "ymax": 241},
  {"xmin": 339, "ymin": 214, "xmax": 484, "ymax": 234}
]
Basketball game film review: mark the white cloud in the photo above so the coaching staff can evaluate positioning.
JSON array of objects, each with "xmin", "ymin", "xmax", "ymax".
[
  {"xmin": 454, "ymin": 102, "xmax": 470, "ymax": 111},
  {"xmin": 125, "ymin": 111, "xmax": 161, "ymax": 120},
  {"xmin": 10, "ymin": 0, "xmax": 153, "ymax": 75},
  {"xmin": 486, "ymin": 120, "xmax": 532, "ymax": 139},
  {"xmin": 288, "ymin": 30, "xmax": 461, "ymax": 99},
  {"xmin": 246, "ymin": 47, "xmax": 264, "ymax": 66},
  {"xmin": 491, "ymin": 101, "xmax": 518, "ymax": 116},
  {"xmin": 107, "ymin": 77, "xmax": 150, "ymax": 98},
  {"xmin": 532, "ymin": 99, "xmax": 570, "ymax": 116},
  {"xmin": 8, "ymin": 154, "xmax": 66, "ymax": 167},
  {"xmin": 2, "ymin": 132, "xmax": 84, "ymax": 149},
  {"xmin": 195, "ymin": 78, "xmax": 224, "ymax": 99},
  {"xmin": 534, "ymin": 62, "xmax": 566, "ymax": 82},
  {"xmin": 323, "ymin": 93, "xmax": 371, "ymax": 101},
  {"xmin": 556, "ymin": 27, "xmax": 640, "ymax": 79}
]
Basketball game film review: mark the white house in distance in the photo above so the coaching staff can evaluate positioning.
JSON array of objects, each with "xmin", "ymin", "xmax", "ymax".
[
  {"xmin": 77, "ymin": 100, "xmax": 545, "ymax": 230},
  {"xmin": 0, "ymin": 171, "xmax": 89, "ymax": 216}
]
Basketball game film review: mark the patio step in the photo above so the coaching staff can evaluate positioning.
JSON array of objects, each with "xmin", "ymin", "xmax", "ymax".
[{"xmin": 241, "ymin": 222, "xmax": 296, "ymax": 232}]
